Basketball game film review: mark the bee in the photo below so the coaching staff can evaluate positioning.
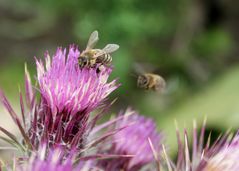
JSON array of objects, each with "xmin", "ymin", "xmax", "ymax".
[
  {"xmin": 78, "ymin": 30, "xmax": 119, "ymax": 68},
  {"xmin": 137, "ymin": 73, "xmax": 166, "ymax": 92},
  {"xmin": 134, "ymin": 63, "xmax": 166, "ymax": 92}
]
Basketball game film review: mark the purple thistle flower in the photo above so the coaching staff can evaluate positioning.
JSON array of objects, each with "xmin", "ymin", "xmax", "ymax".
[
  {"xmin": 17, "ymin": 144, "xmax": 101, "ymax": 171},
  {"xmin": 202, "ymin": 132, "xmax": 239, "ymax": 171},
  {"xmin": 98, "ymin": 108, "xmax": 163, "ymax": 171},
  {"xmin": 0, "ymin": 45, "xmax": 119, "ymax": 154},
  {"xmin": 36, "ymin": 46, "xmax": 118, "ymax": 116},
  {"xmin": 162, "ymin": 120, "xmax": 230, "ymax": 171}
]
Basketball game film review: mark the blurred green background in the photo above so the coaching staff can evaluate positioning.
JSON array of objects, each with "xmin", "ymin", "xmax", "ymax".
[{"xmin": 0, "ymin": 0, "xmax": 239, "ymax": 156}]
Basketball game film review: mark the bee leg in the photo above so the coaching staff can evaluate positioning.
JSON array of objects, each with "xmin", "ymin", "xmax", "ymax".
[{"xmin": 96, "ymin": 65, "xmax": 104, "ymax": 74}]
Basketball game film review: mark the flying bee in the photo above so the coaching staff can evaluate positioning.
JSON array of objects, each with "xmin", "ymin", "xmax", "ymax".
[
  {"xmin": 134, "ymin": 63, "xmax": 166, "ymax": 92},
  {"xmin": 78, "ymin": 30, "xmax": 119, "ymax": 68},
  {"xmin": 137, "ymin": 73, "xmax": 166, "ymax": 92}
]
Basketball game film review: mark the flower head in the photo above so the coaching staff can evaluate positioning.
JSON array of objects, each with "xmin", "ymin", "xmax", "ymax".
[
  {"xmin": 17, "ymin": 144, "xmax": 100, "ymax": 171},
  {"xmin": 0, "ymin": 45, "xmax": 119, "ymax": 154},
  {"xmin": 36, "ymin": 46, "xmax": 118, "ymax": 116},
  {"xmin": 202, "ymin": 132, "xmax": 239, "ymax": 171},
  {"xmin": 32, "ymin": 46, "xmax": 118, "ymax": 151},
  {"xmin": 162, "ymin": 120, "xmax": 230, "ymax": 171},
  {"xmin": 98, "ymin": 109, "xmax": 162, "ymax": 171}
]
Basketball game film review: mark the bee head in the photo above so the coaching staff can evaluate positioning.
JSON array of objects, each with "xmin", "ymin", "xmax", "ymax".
[
  {"xmin": 137, "ymin": 75, "xmax": 148, "ymax": 88},
  {"xmin": 78, "ymin": 56, "xmax": 88, "ymax": 68}
]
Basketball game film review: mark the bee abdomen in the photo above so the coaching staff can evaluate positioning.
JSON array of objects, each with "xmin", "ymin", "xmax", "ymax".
[
  {"xmin": 104, "ymin": 54, "xmax": 112, "ymax": 64},
  {"xmin": 97, "ymin": 54, "xmax": 112, "ymax": 65}
]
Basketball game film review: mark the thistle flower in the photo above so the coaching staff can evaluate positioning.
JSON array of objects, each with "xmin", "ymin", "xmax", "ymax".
[
  {"xmin": 202, "ymin": 132, "xmax": 239, "ymax": 171},
  {"xmin": 36, "ymin": 46, "xmax": 118, "ymax": 116},
  {"xmin": 16, "ymin": 144, "xmax": 101, "ymax": 171},
  {"xmin": 162, "ymin": 120, "xmax": 230, "ymax": 171},
  {"xmin": 0, "ymin": 45, "xmax": 119, "ymax": 154},
  {"xmin": 98, "ymin": 109, "xmax": 163, "ymax": 171}
]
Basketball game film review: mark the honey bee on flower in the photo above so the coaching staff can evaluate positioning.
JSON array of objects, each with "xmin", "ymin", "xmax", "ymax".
[{"xmin": 78, "ymin": 30, "xmax": 119, "ymax": 68}]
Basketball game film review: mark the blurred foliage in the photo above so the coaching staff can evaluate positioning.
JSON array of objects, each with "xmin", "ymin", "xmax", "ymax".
[{"xmin": 0, "ymin": 0, "xmax": 239, "ymax": 156}]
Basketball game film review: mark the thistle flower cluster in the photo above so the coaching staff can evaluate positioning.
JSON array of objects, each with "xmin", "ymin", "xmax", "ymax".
[
  {"xmin": 0, "ymin": 33, "xmax": 238, "ymax": 171},
  {"xmin": 0, "ymin": 43, "xmax": 162, "ymax": 171}
]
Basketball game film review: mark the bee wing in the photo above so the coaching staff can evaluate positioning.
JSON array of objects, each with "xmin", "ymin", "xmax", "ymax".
[
  {"xmin": 102, "ymin": 44, "xmax": 119, "ymax": 53},
  {"xmin": 134, "ymin": 62, "xmax": 158, "ymax": 74},
  {"xmin": 86, "ymin": 30, "xmax": 99, "ymax": 50},
  {"xmin": 133, "ymin": 63, "xmax": 146, "ymax": 75},
  {"xmin": 163, "ymin": 77, "xmax": 178, "ymax": 95}
]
